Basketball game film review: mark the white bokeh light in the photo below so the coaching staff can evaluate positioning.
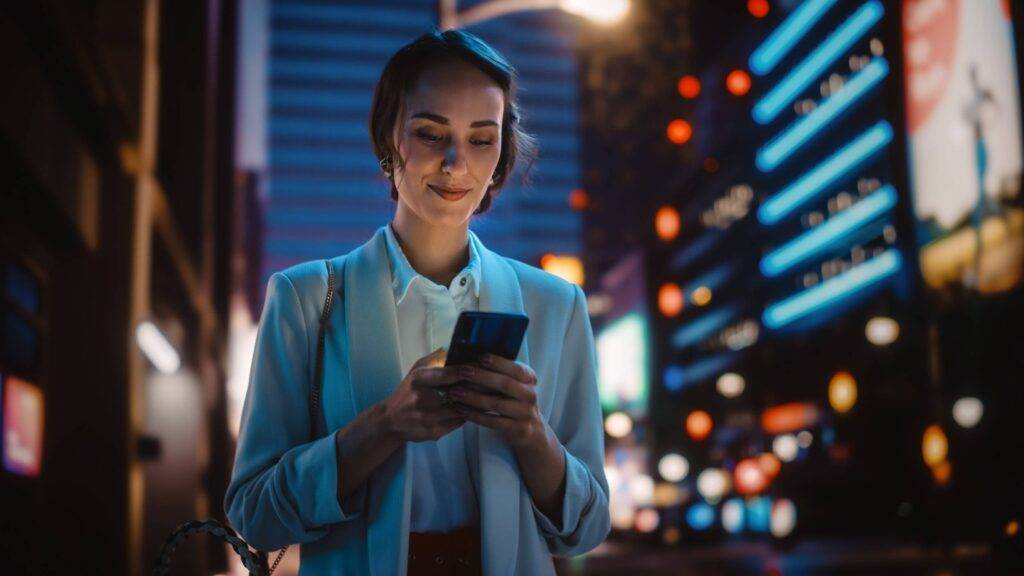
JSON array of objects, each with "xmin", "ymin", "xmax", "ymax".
[
  {"xmin": 770, "ymin": 498, "xmax": 797, "ymax": 537},
  {"xmin": 629, "ymin": 474, "xmax": 655, "ymax": 506},
  {"xmin": 773, "ymin": 434, "xmax": 799, "ymax": 462},
  {"xmin": 952, "ymin": 397, "xmax": 984, "ymax": 428},
  {"xmin": 865, "ymin": 316, "xmax": 900, "ymax": 346},
  {"xmin": 716, "ymin": 372, "xmax": 746, "ymax": 398},
  {"xmin": 605, "ymin": 411, "xmax": 633, "ymax": 438},
  {"xmin": 696, "ymin": 468, "xmax": 731, "ymax": 503},
  {"xmin": 657, "ymin": 453, "xmax": 690, "ymax": 482}
]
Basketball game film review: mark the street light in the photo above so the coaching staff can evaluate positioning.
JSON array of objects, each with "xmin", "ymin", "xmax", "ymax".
[{"xmin": 440, "ymin": 0, "xmax": 629, "ymax": 30}]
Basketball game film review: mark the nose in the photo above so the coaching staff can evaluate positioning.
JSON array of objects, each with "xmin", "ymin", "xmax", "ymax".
[{"xmin": 441, "ymin": 142, "xmax": 469, "ymax": 177}]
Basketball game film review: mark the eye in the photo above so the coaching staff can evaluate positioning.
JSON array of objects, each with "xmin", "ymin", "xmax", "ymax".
[
  {"xmin": 416, "ymin": 130, "xmax": 443, "ymax": 143},
  {"xmin": 471, "ymin": 139, "xmax": 494, "ymax": 147}
]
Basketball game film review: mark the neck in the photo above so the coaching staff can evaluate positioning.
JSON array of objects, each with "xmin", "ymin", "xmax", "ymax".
[{"xmin": 390, "ymin": 208, "xmax": 470, "ymax": 287}]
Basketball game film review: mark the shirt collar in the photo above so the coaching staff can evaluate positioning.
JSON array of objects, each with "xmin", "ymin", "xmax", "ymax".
[{"xmin": 383, "ymin": 223, "xmax": 482, "ymax": 304}]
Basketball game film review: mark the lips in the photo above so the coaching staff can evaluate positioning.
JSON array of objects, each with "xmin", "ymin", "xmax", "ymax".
[{"xmin": 428, "ymin": 184, "xmax": 471, "ymax": 201}]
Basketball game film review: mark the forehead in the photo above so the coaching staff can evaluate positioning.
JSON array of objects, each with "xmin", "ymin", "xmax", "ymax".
[{"xmin": 404, "ymin": 61, "xmax": 505, "ymax": 124}]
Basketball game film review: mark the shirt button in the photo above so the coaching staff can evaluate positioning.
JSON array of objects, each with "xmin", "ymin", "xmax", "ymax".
[{"xmin": 459, "ymin": 277, "xmax": 467, "ymax": 286}]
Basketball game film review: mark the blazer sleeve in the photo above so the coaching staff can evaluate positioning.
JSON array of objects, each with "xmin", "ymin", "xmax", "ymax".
[
  {"xmin": 224, "ymin": 271, "xmax": 363, "ymax": 551},
  {"xmin": 530, "ymin": 284, "xmax": 611, "ymax": 556}
]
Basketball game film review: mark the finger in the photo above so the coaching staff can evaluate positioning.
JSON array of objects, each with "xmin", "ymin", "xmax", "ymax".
[
  {"xmin": 411, "ymin": 366, "xmax": 463, "ymax": 388},
  {"xmin": 457, "ymin": 365, "xmax": 536, "ymax": 403},
  {"xmin": 454, "ymin": 404, "xmax": 514, "ymax": 432},
  {"xmin": 480, "ymin": 354, "xmax": 537, "ymax": 385},
  {"xmin": 449, "ymin": 388, "xmax": 531, "ymax": 420},
  {"xmin": 412, "ymin": 347, "xmax": 448, "ymax": 370}
]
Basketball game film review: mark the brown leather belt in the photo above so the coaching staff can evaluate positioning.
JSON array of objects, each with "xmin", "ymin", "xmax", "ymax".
[{"xmin": 407, "ymin": 525, "xmax": 482, "ymax": 576}]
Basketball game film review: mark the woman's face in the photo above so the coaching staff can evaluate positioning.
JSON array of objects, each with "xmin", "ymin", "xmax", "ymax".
[{"xmin": 391, "ymin": 61, "xmax": 504, "ymax": 229}]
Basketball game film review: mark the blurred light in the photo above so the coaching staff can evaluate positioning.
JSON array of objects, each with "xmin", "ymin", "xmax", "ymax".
[
  {"xmin": 828, "ymin": 371, "xmax": 858, "ymax": 414},
  {"xmin": 664, "ymin": 353, "xmax": 738, "ymax": 392},
  {"xmin": 605, "ymin": 466, "xmax": 621, "ymax": 494},
  {"xmin": 703, "ymin": 157, "xmax": 720, "ymax": 173},
  {"xmin": 747, "ymin": 0, "xmax": 770, "ymax": 18},
  {"xmin": 691, "ymin": 286, "xmax": 713, "ymax": 306},
  {"xmin": 758, "ymin": 121, "xmax": 894, "ymax": 225},
  {"xmin": 1007, "ymin": 520, "xmax": 1020, "ymax": 537},
  {"xmin": 770, "ymin": 499, "xmax": 797, "ymax": 537},
  {"xmin": 726, "ymin": 70, "xmax": 752, "ymax": 96},
  {"xmin": 931, "ymin": 459, "xmax": 952, "ymax": 486},
  {"xmin": 952, "ymin": 397, "xmax": 984, "ymax": 429},
  {"xmin": 568, "ymin": 188, "xmax": 589, "ymax": 211},
  {"xmin": 653, "ymin": 482, "xmax": 687, "ymax": 507},
  {"xmin": 605, "ymin": 411, "xmax": 633, "ymax": 438},
  {"xmin": 686, "ymin": 410, "xmax": 714, "ymax": 441},
  {"xmin": 635, "ymin": 508, "xmax": 660, "ymax": 533},
  {"xmin": 596, "ymin": 312, "xmax": 650, "ymax": 412},
  {"xmin": 658, "ymin": 453, "xmax": 690, "ymax": 482},
  {"xmin": 3, "ymin": 376, "xmax": 45, "ymax": 478},
  {"xmin": 655, "ymin": 206, "xmax": 681, "ymax": 241},
  {"xmin": 667, "ymin": 119, "xmax": 693, "ymax": 144},
  {"xmin": 716, "ymin": 372, "xmax": 745, "ymax": 398},
  {"xmin": 586, "ymin": 293, "xmax": 613, "ymax": 316},
  {"xmin": 746, "ymin": 496, "xmax": 772, "ymax": 532},
  {"xmin": 756, "ymin": 58, "xmax": 889, "ymax": 171},
  {"xmin": 762, "ymin": 250, "xmax": 902, "ymax": 330},
  {"xmin": 762, "ymin": 403, "xmax": 820, "ymax": 434},
  {"xmin": 686, "ymin": 502, "xmax": 716, "ymax": 531},
  {"xmin": 662, "ymin": 526, "xmax": 681, "ymax": 544},
  {"xmin": 749, "ymin": 0, "xmax": 838, "ymax": 76},
  {"xmin": 797, "ymin": 430, "xmax": 814, "ymax": 449},
  {"xmin": 758, "ymin": 453, "xmax": 782, "ymax": 479},
  {"xmin": 540, "ymin": 254, "xmax": 584, "ymax": 286},
  {"xmin": 922, "ymin": 425, "xmax": 948, "ymax": 468},
  {"xmin": 865, "ymin": 315, "xmax": 900, "ymax": 345},
  {"xmin": 136, "ymin": 321, "xmax": 181, "ymax": 374},
  {"xmin": 658, "ymin": 283, "xmax": 685, "ymax": 317},
  {"xmin": 760, "ymin": 184, "xmax": 897, "ymax": 277},
  {"xmin": 672, "ymin": 305, "xmax": 739, "ymax": 350},
  {"xmin": 560, "ymin": 0, "xmax": 630, "ymax": 24},
  {"xmin": 722, "ymin": 498, "xmax": 746, "ymax": 533},
  {"xmin": 629, "ymin": 474, "xmax": 655, "ymax": 506},
  {"xmin": 773, "ymin": 434, "xmax": 799, "ymax": 462},
  {"xmin": 752, "ymin": 1, "xmax": 884, "ymax": 123},
  {"xmin": 678, "ymin": 75, "xmax": 701, "ymax": 99},
  {"xmin": 697, "ymin": 468, "xmax": 731, "ymax": 503},
  {"xmin": 610, "ymin": 501, "xmax": 637, "ymax": 530},
  {"xmin": 734, "ymin": 458, "xmax": 770, "ymax": 495}
]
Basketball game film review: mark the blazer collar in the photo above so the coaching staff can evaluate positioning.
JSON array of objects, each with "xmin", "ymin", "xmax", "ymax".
[{"xmin": 344, "ymin": 225, "xmax": 527, "ymax": 576}]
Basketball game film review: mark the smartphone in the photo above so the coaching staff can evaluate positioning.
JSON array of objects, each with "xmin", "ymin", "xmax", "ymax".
[{"xmin": 444, "ymin": 311, "xmax": 529, "ymax": 415}]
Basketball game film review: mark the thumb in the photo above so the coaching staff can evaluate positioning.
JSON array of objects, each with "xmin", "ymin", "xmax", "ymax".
[{"xmin": 414, "ymin": 347, "xmax": 448, "ymax": 369}]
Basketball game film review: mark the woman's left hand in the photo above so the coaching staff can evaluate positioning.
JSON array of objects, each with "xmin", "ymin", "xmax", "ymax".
[{"xmin": 448, "ymin": 353, "xmax": 544, "ymax": 448}]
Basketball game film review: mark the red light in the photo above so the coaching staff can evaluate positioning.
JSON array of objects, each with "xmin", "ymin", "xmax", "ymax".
[
  {"xmin": 655, "ymin": 206, "xmax": 681, "ymax": 241},
  {"xmin": 658, "ymin": 283, "xmax": 684, "ymax": 317},
  {"xmin": 686, "ymin": 410, "xmax": 713, "ymax": 441},
  {"xmin": 667, "ymin": 119, "xmax": 692, "ymax": 144},
  {"xmin": 703, "ymin": 157, "xmax": 719, "ymax": 173},
  {"xmin": 761, "ymin": 402, "xmax": 821, "ymax": 434},
  {"xmin": 734, "ymin": 458, "xmax": 770, "ymax": 495},
  {"xmin": 677, "ymin": 75, "xmax": 701, "ymax": 99},
  {"xmin": 748, "ymin": 0, "xmax": 770, "ymax": 19},
  {"xmin": 726, "ymin": 70, "xmax": 752, "ymax": 96},
  {"xmin": 568, "ymin": 188, "xmax": 589, "ymax": 211}
]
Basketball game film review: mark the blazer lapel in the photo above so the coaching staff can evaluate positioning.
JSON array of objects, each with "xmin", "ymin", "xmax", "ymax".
[
  {"xmin": 473, "ymin": 233, "xmax": 529, "ymax": 576},
  {"xmin": 344, "ymin": 227, "xmax": 411, "ymax": 576}
]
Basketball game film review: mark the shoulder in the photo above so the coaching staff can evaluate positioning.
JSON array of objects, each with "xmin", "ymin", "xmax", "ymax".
[{"xmin": 503, "ymin": 256, "xmax": 582, "ymax": 310}]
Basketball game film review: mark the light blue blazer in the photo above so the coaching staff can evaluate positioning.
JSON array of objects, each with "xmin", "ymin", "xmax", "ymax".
[{"xmin": 225, "ymin": 226, "xmax": 610, "ymax": 575}]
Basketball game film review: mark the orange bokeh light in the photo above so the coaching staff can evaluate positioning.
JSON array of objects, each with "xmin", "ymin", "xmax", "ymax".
[
  {"xmin": 761, "ymin": 402, "xmax": 821, "ymax": 435},
  {"xmin": 655, "ymin": 206, "xmax": 681, "ymax": 241},
  {"xmin": 686, "ymin": 410, "xmax": 713, "ymax": 441},
  {"xmin": 931, "ymin": 459, "xmax": 952, "ymax": 486},
  {"xmin": 569, "ymin": 188, "xmax": 589, "ymax": 211},
  {"xmin": 734, "ymin": 458, "xmax": 770, "ymax": 495},
  {"xmin": 667, "ymin": 119, "xmax": 693, "ymax": 144},
  {"xmin": 758, "ymin": 452, "xmax": 781, "ymax": 479},
  {"xmin": 726, "ymin": 70, "xmax": 752, "ymax": 96},
  {"xmin": 703, "ymin": 157, "xmax": 720, "ymax": 173},
  {"xmin": 658, "ymin": 283, "xmax": 684, "ymax": 317},
  {"xmin": 677, "ymin": 75, "xmax": 701, "ymax": 99},
  {"xmin": 748, "ymin": 0, "xmax": 770, "ymax": 19}
]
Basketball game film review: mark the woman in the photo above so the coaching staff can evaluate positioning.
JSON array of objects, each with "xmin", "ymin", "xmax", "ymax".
[{"xmin": 225, "ymin": 29, "xmax": 609, "ymax": 575}]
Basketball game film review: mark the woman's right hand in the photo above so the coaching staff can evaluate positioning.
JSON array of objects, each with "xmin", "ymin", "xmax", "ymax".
[{"xmin": 380, "ymin": 348, "xmax": 467, "ymax": 442}]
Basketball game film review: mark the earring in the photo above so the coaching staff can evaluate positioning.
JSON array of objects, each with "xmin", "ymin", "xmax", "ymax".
[{"xmin": 379, "ymin": 154, "xmax": 393, "ymax": 176}]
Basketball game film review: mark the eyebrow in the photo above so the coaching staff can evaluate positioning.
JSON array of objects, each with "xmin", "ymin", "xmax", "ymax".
[{"xmin": 411, "ymin": 111, "xmax": 499, "ymax": 128}]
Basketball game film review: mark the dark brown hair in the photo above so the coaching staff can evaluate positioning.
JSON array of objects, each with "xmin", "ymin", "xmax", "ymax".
[{"xmin": 368, "ymin": 29, "xmax": 536, "ymax": 214}]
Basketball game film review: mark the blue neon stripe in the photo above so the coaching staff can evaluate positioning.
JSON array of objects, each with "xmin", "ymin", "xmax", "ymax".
[
  {"xmin": 760, "ymin": 184, "xmax": 897, "ymax": 277},
  {"xmin": 749, "ymin": 0, "xmax": 839, "ymax": 76},
  {"xmin": 753, "ymin": 1, "xmax": 885, "ymax": 125},
  {"xmin": 758, "ymin": 120, "xmax": 893, "ymax": 225},
  {"xmin": 671, "ymin": 305, "xmax": 739, "ymax": 350},
  {"xmin": 757, "ymin": 58, "xmax": 889, "ymax": 172},
  {"xmin": 762, "ymin": 249, "xmax": 902, "ymax": 329}
]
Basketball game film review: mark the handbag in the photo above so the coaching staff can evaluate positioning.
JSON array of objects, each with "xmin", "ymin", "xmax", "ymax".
[{"xmin": 153, "ymin": 259, "xmax": 340, "ymax": 576}]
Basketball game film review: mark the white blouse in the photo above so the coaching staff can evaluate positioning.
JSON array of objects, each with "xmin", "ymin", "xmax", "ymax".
[{"xmin": 383, "ymin": 223, "xmax": 481, "ymax": 532}]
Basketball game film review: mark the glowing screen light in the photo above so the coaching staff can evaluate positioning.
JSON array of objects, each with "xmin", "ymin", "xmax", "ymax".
[
  {"xmin": 605, "ymin": 411, "xmax": 634, "ymax": 438},
  {"xmin": 952, "ymin": 397, "xmax": 984, "ymax": 429},
  {"xmin": 658, "ymin": 453, "xmax": 690, "ymax": 482},
  {"xmin": 828, "ymin": 371, "xmax": 858, "ymax": 413},
  {"xmin": 686, "ymin": 502, "xmax": 716, "ymax": 531},
  {"xmin": 716, "ymin": 372, "xmax": 745, "ymax": 398},
  {"xmin": 596, "ymin": 312, "xmax": 650, "ymax": 412},
  {"xmin": 865, "ymin": 316, "xmax": 900, "ymax": 345},
  {"xmin": 722, "ymin": 497, "xmax": 746, "ymax": 533},
  {"xmin": 3, "ymin": 375, "xmax": 44, "ymax": 478},
  {"xmin": 773, "ymin": 434, "xmax": 799, "ymax": 462},
  {"xmin": 686, "ymin": 410, "xmax": 714, "ymax": 441},
  {"xmin": 921, "ymin": 424, "xmax": 948, "ymax": 467},
  {"xmin": 770, "ymin": 499, "xmax": 797, "ymax": 538},
  {"xmin": 749, "ymin": 0, "xmax": 839, "ymax": 76}
]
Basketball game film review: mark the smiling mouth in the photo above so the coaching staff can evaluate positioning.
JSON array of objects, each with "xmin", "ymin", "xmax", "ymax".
[{"xmin": 428, "ymin": 184, "xmax": 471, "ymax": 201}]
